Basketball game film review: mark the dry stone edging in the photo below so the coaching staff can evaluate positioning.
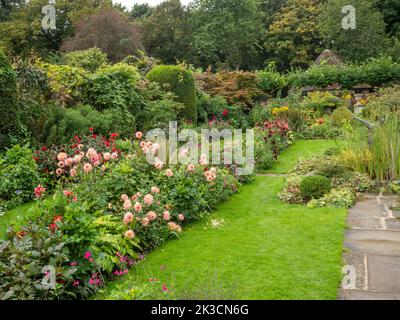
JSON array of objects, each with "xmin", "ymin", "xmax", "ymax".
[{"xmin": 339, "ymin": 192, "xmax": 400, "ymax": 300}]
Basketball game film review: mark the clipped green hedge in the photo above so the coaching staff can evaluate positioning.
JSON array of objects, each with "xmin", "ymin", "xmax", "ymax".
[
  {"xmin": 147, "ymin": 65, "xmax": 197, "ymax": 123},
  {"xmin": 0, "ymin": 50, "xmax": 17, "ymax": 150},
  {"xmin": 287, "ymin": 57, "xmax": 400, "ymax": 89}
]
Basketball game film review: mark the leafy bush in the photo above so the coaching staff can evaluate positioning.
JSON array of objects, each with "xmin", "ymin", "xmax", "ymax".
[
  {"xmin": 36, "ymin": 61, "xmax": 88, "ymax": 106},
  {"xmin": 0, "ymin": 50, "xmax": 18, "ymax": 149},
  {"xmin": 0, "ymin": 145, "xmax": 41, "ymax": 208},
  {"xmin": 295, "ymin": 123, "xmax": 343, "ymax": 140},
  {"xmin": 301, "ymin": 91, "xmax": 343, "ymax": 115},
  {"xmin": 330, "ymin": 107, "xmax": 353, "ymax": 127},
  {"xmin": 257, "ymin": 64, "xmax": 287, "ymax": 94},
  {"xmin": 147, "ymin": 65, "xmax": 197, "ymax": 123},
  {"xmin": 362, "ymin": 85, "xmax": 400, "ymax": 121},
  {"xmin": 307, "ymin": 188, "xmax": 355, "ymax": 208},
  {"xmin": 65, "ymin": 48, "xmax": 108, "ymax": 72},
  {"xmin": 84, "ymin": 63, "xmax": 142, "ymax": 113},
  {"xmin": 300, "ymin": 175, "xmax": 331, "ymax": 201},
  {"xmin": 40, "ymin": 105, "xmax": 136, "ymax": 145},
  {"xmin": 288, "ymin": 57, "xmax": 400, "ymax": 89},
  {"xmin": 196, "ymin": 70, "xmax": 265, "ymax": 111},
  {"xmin": 197, "ymin": 90, "xmax": 229, "ymax": 123}
]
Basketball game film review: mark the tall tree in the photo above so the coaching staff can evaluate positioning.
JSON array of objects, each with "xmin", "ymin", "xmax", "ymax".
[
  {"xmin": 130, "ymin": 3, "xmax": 152, "ymax": 20},
  {"xmin": 374, "ymin": 0, "xmax": 400, "ymax": 37},
  {"xmin": 189, "ymin": 0, "xmax": 264, "ymax": 70},
  {"xmin": 320, "ymin": 0, "xmax": 389, "ymax": 63},
  {"xmin": 264, "ymin": 0, "xmax": 323, "ymax": 71},
  {"xmin": 61, "ymin": 8, "xmax": 143, "ymax": 62},
  {"xmin": 0, "ymin": 0, "xmax": 111, "ymax": 56},
  {"xmin": 141, "ymin": 0, "xmax": 189, "ymax": 64}
]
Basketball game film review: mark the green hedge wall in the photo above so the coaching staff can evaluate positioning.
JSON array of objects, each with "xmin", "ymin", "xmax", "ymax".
[
  {"xmin": 147, "ymin": 65, "xmax": 197, "ymax": 123},
  {"xmin": 257, "ymin": 57, "xmax": 400, "ymax": 91},
  {"xmin": 0, "ymin": 50, "xmax": 17, "ymax": 150}
]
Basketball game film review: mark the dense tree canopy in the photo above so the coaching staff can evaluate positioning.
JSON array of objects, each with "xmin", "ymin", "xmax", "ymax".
[
  {"xmin": 320, "ymin": 0, "xmax": 388, "ymax": 62},
  {"xmin": 0, "ymin": 0, "xmax": 399, "ymax": 71},
  {"xmin": 188, "ymin": 0, "xmax": 264, "ymax": 70},
  {"xmin": 264, "ymin": 0, "xmax": 323, "ymax": 70},
  {"xmin": 141, "ymin": 0, "xmax": 189, "ymax": 64}
]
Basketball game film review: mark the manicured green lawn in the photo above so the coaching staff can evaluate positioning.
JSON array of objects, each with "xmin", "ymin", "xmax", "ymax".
[
  {"xmin": 100, "ymin": 176, "xmax": 347, "ymax": 300},
  {"xmin": 262, "ymin": 139, "xmax": 341, "ymax": 174}
]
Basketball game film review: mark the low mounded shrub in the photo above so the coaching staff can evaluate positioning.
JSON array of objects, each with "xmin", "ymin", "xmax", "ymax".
[
  {"xmin": 300, "ymin": 175, "xmax": 331, "ymax": 201},
  {"xmin": 331, "ymin": 107, "xmax": 353, "ymax": 127},
  {"xmin": 147, "ymin": 65, "xmax": 197, "ymax": 123}
]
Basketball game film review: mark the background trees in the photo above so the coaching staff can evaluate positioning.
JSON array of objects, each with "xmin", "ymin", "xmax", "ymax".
[
  {"xmin": 1, "ymin": 0, "xmax": 399, "ymax": 70},
  {"xmin": 263, "ymin": 0, "xmax": 323, "ymax": 70},
  {"xmin": 61, "ymin": 8, "xmax": 143, "ymax": 62},
  {"xmin": 319, "ymin": 0, "xmax": 389, "ymax": 63},
  {"xmin": 188, "ymin": 0, "xmax": 264, "ymax": 70},
  {"xmin": 141, "ymin": 0, "xmax": 189, "ymax": 65}
]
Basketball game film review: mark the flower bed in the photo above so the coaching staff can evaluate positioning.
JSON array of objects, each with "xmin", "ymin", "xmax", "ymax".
[{"xmin": 0, "ymin": 131, "xmax": 240, "ymax": 299}]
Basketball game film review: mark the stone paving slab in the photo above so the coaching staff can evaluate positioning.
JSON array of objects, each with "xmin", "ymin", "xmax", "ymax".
[
  {"xmin": 386, "ymin": 218, "xmax": 400, "ymax": 230},
  {"xmin": 348, "ymin": 206, "xmax": 387, "ymax": 218},
  {"xmin": 339, "ymin": 290, "xmax": 400, "ymax": 300},
  {"xmin": 342, "ymin": 252, "xmax": 366, "ymax": 290},
  {"xmin": 368, "ymin": 255, "xmax": 400, "ymax": 294},
  {"xmin": 347, "ymin": 217, "xmax": 383, "ymax": 229},
  {"xmin": 339, "ymin": 193, "xmax": 400, "ymax": 300}
]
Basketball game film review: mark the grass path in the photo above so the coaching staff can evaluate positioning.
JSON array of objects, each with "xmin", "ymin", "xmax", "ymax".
[
  {"xmin": 262, "ymin": 139, "xmax": 341, "ymax": 174},
  {"xmin": 101, "ymin": 140, "xmax": 346, "ymax": 300}
]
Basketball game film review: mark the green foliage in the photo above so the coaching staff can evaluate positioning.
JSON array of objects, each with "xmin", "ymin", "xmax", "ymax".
[
  {"xmin": 137, "ymin": 99, "xmax": 180, "ymax": 131},
  {"xmin": 0, "ymin": 50, "xmax": 18, "ymax": 150},
  {"xmin": 288, "ymin": 57, "xmax": 400, "ymax": 89},
  {"xmin": 84, "ymin": 63, "xmax": 142, "ymax": 112},
  {"xmin": 362, "ymin": 85, "xmax": 400, "ymax": 120},
  {"xmin": 257, "ymin": 64, "xmax": 288, "ymax": 94},
  {"xmin": 320, "ymin": 0, "xmax": 388, "ymax": 63},
  {"xmin": 141, "ymin": 0, "xmax": 189, "ymax": 64},
  {"xmin": 264, "ymin": 0, "xmax": 323, "ymax": 70},
  {"xmin": 302, "ymin": 91, "xmax": 343, "ymax": 115},
  {"xmin": 330, "ymin": 107, "xmax": 353, "ymax": 127},
  {"xmin": 41, "ymin": 105, "xmax": 135, "ymax": 145},
  {"xmin": 37, "ymin": 61, "xmax": 88, "ymax": 106},
  {"xmin": 341, "ymin": 113, "xmax": 400, "ymax": 181},
  {"xmin": 307, "ymin": 187, "xmax": 355, "ymax": 208},
  {"xmin": 0, "ymin": 145, "xmax": 41, "ymax": 208},
  {"xmin": 197, "ymin": 91, "xmax": 229, "ymax": 123},
  {"xmin": 147, "ymin": 65, "xmax": 197, "ymax": 123},
  {"xmin": 295, "ymin": 124, "xmax": 342, "ymax": 140},
  {"xmin": 300, "ymin": 175, "xmax": 331, "ymax": 200},
  {"xmin": 189, "ymin": 0, "xmax": 264, "ymax": 69},
  {"xmin": 65, "ymin": 48, "xmax": 108, "ymax": 72}
]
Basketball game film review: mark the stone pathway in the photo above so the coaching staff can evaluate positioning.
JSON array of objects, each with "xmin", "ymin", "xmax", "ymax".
[{"xmin": 339, "ymin": 193, "xmax": 400, "ymax": 300}]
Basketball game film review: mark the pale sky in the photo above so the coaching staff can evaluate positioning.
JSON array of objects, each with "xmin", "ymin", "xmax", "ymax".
[{"xmin": 113, "ymin": 0, "xmax": 191, "ymax": 9}]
